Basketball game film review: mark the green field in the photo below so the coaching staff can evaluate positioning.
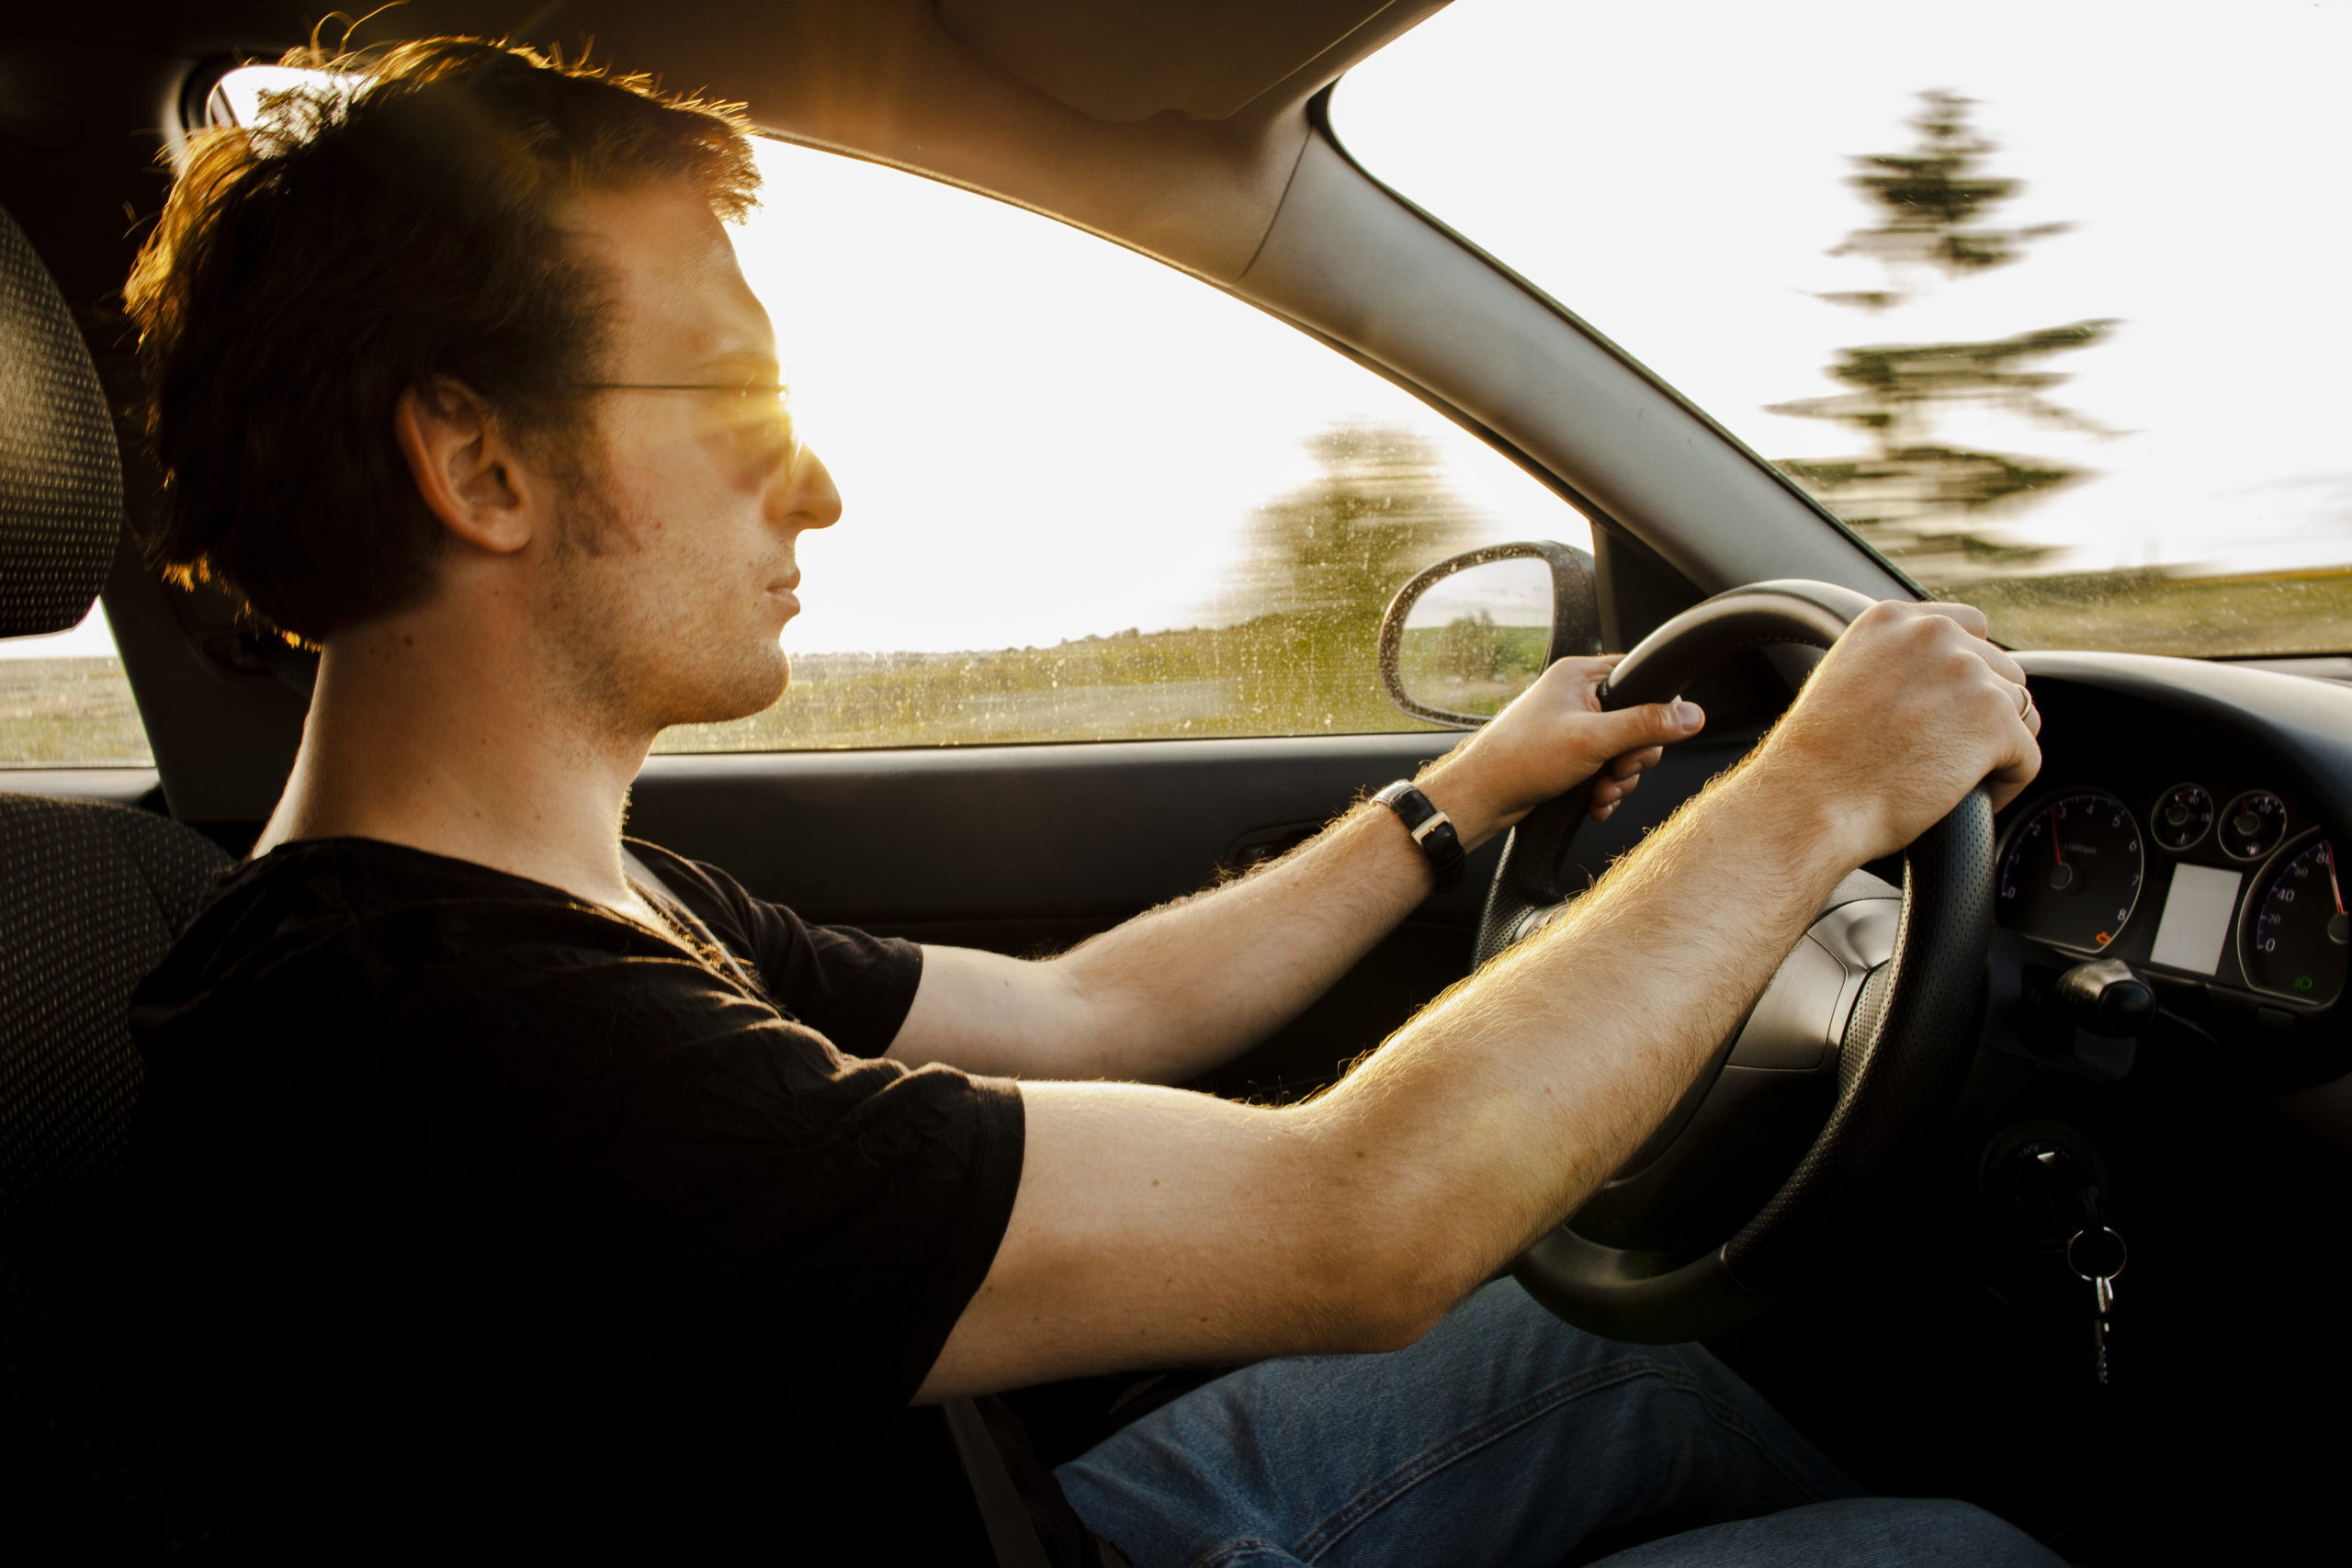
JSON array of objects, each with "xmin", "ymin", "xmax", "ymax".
[
  {"xmin": 1393, "ymin": 620, "xmax": 1549, "ymax": 720},
  {"xmin": 655, "ymin": 612, "xmax": 1446, "ymax": 752},
  {"xmin": 7, "ymin": 567, "xmax": 2352, "ymax": 768},
  {"xmin": 1961, "ymin": 567, "xmax": 2352, "ymax": 659},
  {"xmin": 0, "ymin": 660, "xmax": 153, "ymax": 767}
]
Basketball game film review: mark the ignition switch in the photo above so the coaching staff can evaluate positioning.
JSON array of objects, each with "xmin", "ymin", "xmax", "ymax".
[{"xmin": 1980, "ymin": 1121, "xmax": 2111, "ymax": 1249}]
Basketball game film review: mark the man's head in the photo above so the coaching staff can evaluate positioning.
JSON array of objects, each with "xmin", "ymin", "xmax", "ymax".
[{"xmin": 128, "ymin": 37, "xmax": 837, "ymax": 729}]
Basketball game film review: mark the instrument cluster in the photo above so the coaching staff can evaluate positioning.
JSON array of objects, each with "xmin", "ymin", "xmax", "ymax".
[{"xmin": 1996, "ymin": 777, "xmax": 2347, "ymax": 1010}]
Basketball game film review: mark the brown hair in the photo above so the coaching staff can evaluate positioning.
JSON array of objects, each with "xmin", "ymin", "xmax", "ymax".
[{"xmin": 126, "ymin": 38, "xmax": 761, "ymax": 643}]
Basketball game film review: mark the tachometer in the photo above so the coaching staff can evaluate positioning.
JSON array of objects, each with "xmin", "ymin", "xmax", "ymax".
[
  {"xmin": 1996, "ymin": 791, "xmax": 2144, "ymax": 953},
  {"xmin": 2242, "ymin": 832, "xmax": 2350, "ymax": 1003}
]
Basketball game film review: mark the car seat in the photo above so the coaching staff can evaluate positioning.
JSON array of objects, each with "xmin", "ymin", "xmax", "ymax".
[{"xmin": 0, "ymin": 202, "xmax": 237, "ymax": 1554}]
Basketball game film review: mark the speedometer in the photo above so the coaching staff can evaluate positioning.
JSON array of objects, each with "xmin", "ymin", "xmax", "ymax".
[
  {"xmin": 2243, "ymin": 831, "xmax": 2350, "ymax": 1004},
  {"xmin": 1996, "ymin": 791, "xmax": 2145, "ymax": 953}
]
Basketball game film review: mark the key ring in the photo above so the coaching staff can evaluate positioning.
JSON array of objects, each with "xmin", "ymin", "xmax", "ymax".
[{"xmin": 2065, "ymin": 1225, "xmax": 2129, "ymax": 1281}]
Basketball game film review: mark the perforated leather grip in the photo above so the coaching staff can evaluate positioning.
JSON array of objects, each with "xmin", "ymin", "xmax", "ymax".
[{"xmin": 1600, "ymin": 580, "xmax": 1877, "ymax": 707}]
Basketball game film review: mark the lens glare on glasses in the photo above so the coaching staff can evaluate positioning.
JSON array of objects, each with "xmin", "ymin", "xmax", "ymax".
[
  {"xmin": 726, "ymin": 385, "xmax": 799, "ymax": 467},
  {"xmin": 575, "ymin": 380, "xmax": 801, "ymax": 471}
]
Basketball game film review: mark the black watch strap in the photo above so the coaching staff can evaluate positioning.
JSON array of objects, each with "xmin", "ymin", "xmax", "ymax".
[{"xmin": 1373, "ymin": 780, "xmax": 1465, "ymax": 892}]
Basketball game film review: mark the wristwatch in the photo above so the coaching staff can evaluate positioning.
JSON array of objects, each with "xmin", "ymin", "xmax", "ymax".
[{"xmin": 1373, "ymin": 780, "xmax": 1465, "ymax": 892}]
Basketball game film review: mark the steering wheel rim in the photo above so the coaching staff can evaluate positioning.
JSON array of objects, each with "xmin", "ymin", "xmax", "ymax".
[{"xmin": 1487, "ymin": 581, "xmax": 1996, "ymax": 1344}]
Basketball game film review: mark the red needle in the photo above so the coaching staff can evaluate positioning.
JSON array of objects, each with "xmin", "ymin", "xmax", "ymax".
[
  {"xmin": 2326, "ymin": 842, "xmax": 2344, "ymax": 916},
  {"xmin": 2049, "ymin": 805, "xmax": 2062, "ymax": 863}
]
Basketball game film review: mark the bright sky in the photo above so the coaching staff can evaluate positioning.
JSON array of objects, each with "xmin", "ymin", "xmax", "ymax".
[
  {"xmin": 1336, "ymin": 0, "xmax": 2352, "ymax": 579},
  {"xmin": 723, "ymin": 141, "xmax": 1579, "ymax": 655},
  {"xmin": 13, "ymin": 4, "xmax": 2347, "ymax": 662}
]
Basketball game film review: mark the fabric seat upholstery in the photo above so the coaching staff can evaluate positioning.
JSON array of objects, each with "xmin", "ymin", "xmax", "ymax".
[
  {"xmin": 0, "ymin": 200, "xmax": 240, "ymax": 1556},
  {"xmin": 0, "ymin": 201, "xmax": 232, "ymax": 1240},
  {"xmin": 0, "ymin": 795, "xmax": 227, "ymax": 1240},
  {"xmin": 0, "ymin": 802, "xmax": 232, "ymax": 1562}
]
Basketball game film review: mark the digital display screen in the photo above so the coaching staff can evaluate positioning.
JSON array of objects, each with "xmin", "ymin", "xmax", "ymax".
[{"xmin": 2149, "ymin": 863, "xmax": 2245, "ymax": 975}]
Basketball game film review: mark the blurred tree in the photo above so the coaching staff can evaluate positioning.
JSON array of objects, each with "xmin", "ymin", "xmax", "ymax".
[
  {"xmin": 1227, "ymin": 423, "xmax": 1482, "ymax": 623},
  {"xmin": 1773, "ymin": 91, "xmax": 2115, "ymax": 582},
  {"xmin": 1436, "ymin": 610, "xmax": 1507, "ymax": 682},
  {"xmin": 1221, "ymin": 422, "xmax": 1485, "ymax": 730}
]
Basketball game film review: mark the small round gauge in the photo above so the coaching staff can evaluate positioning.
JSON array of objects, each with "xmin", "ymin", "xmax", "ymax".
[
  {"xmin": 2151, "ymin": 784, "xmax": 2215, "ymax": 852},
  {"xmin": 2220, "ymin": 790, "xmax": 2289, "ymax": 861},
  {"xmin": 2242, "ymin": 832, "xmax": 2351, "ymax": 1003},
  {"xmin": 1997, "ymin": 791, "xmax": 2145, "ymax": 953}
]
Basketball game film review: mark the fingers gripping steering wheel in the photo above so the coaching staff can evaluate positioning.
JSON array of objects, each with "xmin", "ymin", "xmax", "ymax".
[{"xmin": 1483, "ymin": 581, "xmax": 1994, "ymax": 1344}]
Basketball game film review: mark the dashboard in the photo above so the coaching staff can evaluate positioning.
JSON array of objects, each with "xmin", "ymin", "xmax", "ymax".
[
  {"xmin": 1996, "ymin": 776, "xmax": 2342, "ymax": 1006},
  {"xmin": 1991, "ymin": 655, "xmax": 2352, "ymax": 1086}
]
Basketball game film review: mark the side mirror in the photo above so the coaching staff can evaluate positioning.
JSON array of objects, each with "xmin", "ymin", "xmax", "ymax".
[{"xmin": 1377, "ymin": 541, "xmax": 1600, "ymax": 728}]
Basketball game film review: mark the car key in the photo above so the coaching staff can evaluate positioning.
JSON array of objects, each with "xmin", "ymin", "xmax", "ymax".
[{"xmin": 2066, "ymin": 1224, "xmax": 2128, "ymax": 1385}]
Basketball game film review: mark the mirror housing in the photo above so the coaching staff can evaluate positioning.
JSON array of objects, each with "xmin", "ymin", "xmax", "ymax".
[{"xmin": 1376, "ymin": 541, "xmax": 1600, "ymax": 728}]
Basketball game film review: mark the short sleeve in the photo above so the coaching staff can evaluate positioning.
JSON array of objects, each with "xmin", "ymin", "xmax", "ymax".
[
  {"xmin": 559, "ymin": 966, "xmax": 1024, "ymax": 1436},
  {"xmin": 625, "ymin": 840, "xmax": 924, "ymax": 1055}
]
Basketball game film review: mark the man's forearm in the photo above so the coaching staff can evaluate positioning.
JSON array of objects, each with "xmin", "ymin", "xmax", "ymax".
[
  {"xmin": 898, "ymin": 799, "xmax": 1434, "ymax": 1082},
  {"xmin": 1057, "ymin": 800, "xmax": 1437, "ymax": 1078},
  {"xmin": 1289, "ymin": 753, "xmax": 1861, "ymax": 1337},
  {"xmin": 892, "ymin": 658, "xmax": 1698, "ymax": 1084}
]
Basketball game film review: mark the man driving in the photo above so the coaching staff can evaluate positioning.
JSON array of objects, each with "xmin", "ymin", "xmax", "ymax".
[{"xmin": 113, "ymin": 39, "xmax": 2064, "ymax": 1566}]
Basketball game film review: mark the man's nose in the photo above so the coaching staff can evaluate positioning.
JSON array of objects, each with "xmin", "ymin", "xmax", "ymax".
[{"xmin": 774, "ymin": 445, "xmax": 842, "ymax": 533}]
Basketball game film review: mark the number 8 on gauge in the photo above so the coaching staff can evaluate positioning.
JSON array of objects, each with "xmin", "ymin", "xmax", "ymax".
[
  {"xmin": 1996, "ymin": 791, "xmax": 2145, "ymax": 953},
  {"xmin": 2242, "ymin": 830, "xmax": 2351, "ymax": 1004}
]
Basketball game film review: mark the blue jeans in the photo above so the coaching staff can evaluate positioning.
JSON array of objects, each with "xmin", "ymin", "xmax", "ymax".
[{"xmin": 1057, "ymin": 1281, "xmax": 2064, "ymax": 1568}]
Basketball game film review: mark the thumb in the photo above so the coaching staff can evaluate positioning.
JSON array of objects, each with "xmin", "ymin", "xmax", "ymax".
[{"xmin": 1593, "ymin": 698, "xmax": 1704, "ymax": 756}]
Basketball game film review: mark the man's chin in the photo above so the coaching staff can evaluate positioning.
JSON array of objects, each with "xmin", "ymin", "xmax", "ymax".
[{"xmin": 662, "ymin": 648, "xmax": 789, "ymax": 731}]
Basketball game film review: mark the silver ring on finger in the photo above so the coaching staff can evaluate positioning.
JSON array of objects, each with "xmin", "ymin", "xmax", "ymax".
[{"xmin": 2014, "ymin": 682, "xmax": 2034, "ymax": 719}]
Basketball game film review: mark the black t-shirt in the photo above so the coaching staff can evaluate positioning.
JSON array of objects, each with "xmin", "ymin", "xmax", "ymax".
[{"xmin": 112, "ymin": 837, "xmax": 1026, "ymax": 1551}]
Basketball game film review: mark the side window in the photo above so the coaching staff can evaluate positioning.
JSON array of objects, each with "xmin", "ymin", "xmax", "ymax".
[
  {"xmin": 0, "ymin": 607, "xmax": 152, "ymax": 769},
  {"xmin": 653, "ymin": 140, "xmax": 1591, "ymax": 753}
]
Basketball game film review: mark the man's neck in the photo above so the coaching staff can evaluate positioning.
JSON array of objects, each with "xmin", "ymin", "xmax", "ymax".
[{"xmin": 254, "ymin": 608, "xmax": 651, "ymax": 910}]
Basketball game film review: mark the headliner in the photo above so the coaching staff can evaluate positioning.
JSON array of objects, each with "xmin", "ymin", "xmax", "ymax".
[{"xmin": 11, "ymin": 0, "xmax": 1453, "ymax": 282}]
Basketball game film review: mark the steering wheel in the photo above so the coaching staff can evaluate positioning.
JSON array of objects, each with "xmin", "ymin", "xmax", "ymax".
[{"xmin": 1485, "ymin": 581, "xmax": 1994, "ymax": 1344}]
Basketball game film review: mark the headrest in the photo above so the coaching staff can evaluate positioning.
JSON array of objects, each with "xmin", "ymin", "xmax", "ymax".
[{"xmin": 0, "ymin": 206, "xmax": 122, "ymax": 637}]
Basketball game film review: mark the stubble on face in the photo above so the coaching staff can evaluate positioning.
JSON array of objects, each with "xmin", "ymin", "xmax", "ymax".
[
  {"xmin": 533, "ymin": 184, "xmax": 802, "ymax": 743},
  {"xmin": 535, "ymin": 447, "xmax": 790, "ymax": 742}
]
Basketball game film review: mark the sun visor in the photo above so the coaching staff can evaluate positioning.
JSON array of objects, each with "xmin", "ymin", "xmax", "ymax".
[{"xmin": 937, "ymin": 0, "xmax": 1406, "ymax": 122}]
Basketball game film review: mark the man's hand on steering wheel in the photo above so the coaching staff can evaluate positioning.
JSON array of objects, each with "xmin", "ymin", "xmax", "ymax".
[
  {"xmin": 1419, "ymin": 655, "xmax": 1709, "ymax": 849},
  {"xmin": 1417, "ymin": 601, "xmax": 2039, "ymax": 865},
  {"xmin": 1764, "ymin": 601, "xmax": 2043, "ymax": 865}
]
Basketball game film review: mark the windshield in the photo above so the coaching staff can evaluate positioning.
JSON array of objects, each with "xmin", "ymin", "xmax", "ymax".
[{"xmin": 1337, "ymin": 0, "xmax": 2352, "ymax": 658}]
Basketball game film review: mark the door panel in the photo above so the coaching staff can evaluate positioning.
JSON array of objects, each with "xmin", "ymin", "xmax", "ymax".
[
  {"xmin": 627, "ymin": 723, "xmax": 1771, "ymax": 1098},
  {"xmin": 629, "ymin": 734, "xmax": 1478, "ymax": 1095},
  {"xmin": 628, "ymin": 734, "xmax": 1476, "ymax": 927}
]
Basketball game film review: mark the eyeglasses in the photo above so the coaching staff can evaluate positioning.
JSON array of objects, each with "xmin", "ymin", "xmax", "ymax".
[{"xmin": 572, "ymin": 381, "xmax": 800, "ymax": 470}]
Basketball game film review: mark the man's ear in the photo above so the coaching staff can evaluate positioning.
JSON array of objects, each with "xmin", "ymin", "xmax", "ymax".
[{"xmin": 392, "ymin": 378, "xmax": 543, "ymax": 555}]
